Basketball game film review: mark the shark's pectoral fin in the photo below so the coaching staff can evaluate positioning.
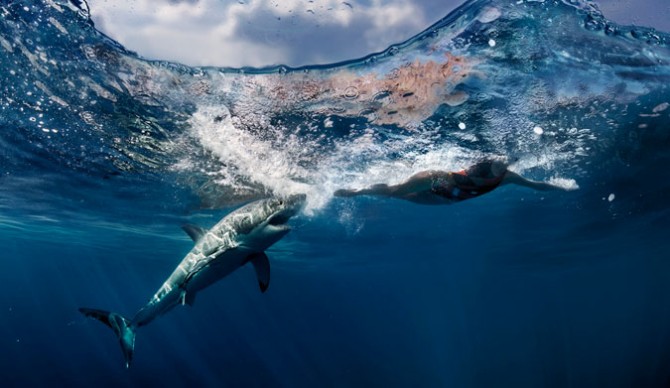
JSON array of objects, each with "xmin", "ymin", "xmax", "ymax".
[
  {"xmin": 180, "ymin": 290, "xmax": 196, "ymax": 307},
  {"xmin": 248, "ymin": 252, "xmax": 270, "ymax": 293},
  {"xmin": 182, "ymin": 224, "xmax": 207, "ymax": 243}
]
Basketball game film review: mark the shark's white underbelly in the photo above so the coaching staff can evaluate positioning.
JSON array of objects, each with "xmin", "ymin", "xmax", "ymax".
[{"xmin": 132, "ymin": 246, "xmax": 254, "ymax": 326}]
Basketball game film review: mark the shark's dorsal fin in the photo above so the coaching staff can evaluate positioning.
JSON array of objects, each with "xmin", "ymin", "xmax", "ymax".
[
  {"xmin": 182, "ymin": 224, "xmax": 207, "ymax": 243},
  {"xmin": 248, "ymin": 252, "xmax": 270, "ymax": 293}
]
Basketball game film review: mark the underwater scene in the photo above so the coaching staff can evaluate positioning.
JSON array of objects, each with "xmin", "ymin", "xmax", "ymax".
[{"xmin": 1, "ymin": 0, "xmax": 670, "ymax": 386}]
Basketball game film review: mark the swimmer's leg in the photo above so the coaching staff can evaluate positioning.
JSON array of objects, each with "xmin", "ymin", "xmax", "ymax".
[
  {"xmin": 334, "ymin": 184, "xmax": 393, "ymax": 197},
  {"xmin": 334, "ymin": 170, "xmax": 446, "ymax": 198},
  {"xmin": 389, "ymin": 171, "xmax": 441, "ymax": 196}
]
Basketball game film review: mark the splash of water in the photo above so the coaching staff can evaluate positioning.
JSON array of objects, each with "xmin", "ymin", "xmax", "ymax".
[{"xmin": 1, "ymin": 0, "xmax": 669, "ymax": 218}]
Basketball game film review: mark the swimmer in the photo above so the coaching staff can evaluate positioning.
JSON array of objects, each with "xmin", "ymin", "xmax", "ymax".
[{"xmin": 334, "ymin": 159, "xmax": 573, "ymax": 205}]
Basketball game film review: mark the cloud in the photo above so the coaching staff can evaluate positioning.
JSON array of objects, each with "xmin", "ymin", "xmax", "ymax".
[
  {"xmin": 87, "ymin": 0, "xmax": 670, "ymax": 68},
  {"xmin": 595, "ymin": 0, "xmax": 670, "ymax": 32},
  {"xmin": 87, "ymin": 0, "xmax": 459, "ymax": 67}
]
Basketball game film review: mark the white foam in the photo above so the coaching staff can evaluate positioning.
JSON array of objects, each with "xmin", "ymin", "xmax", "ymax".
[
  {"xmin": 187, "ymin": 106, "xmax": 318, "ymax": 208},
  {"xmin": 183, "ymin": 95, "xmax": 586, "ymax": 217},
  {"xmin": 183, "ymin": 104, "xmax": 489, "ymax": 215},
  {"xmin": 548, "ymin": 177, "xmax": 579, "ymax": 191}
]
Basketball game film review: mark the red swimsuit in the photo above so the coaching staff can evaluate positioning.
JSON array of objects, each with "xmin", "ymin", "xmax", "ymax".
[{"xmin": 430, "ymin": 164, "xmax": 505, "ymax": 201}]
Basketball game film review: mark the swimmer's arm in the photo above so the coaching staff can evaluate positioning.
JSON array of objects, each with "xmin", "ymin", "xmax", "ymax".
[{"xmin": 501, "ymin": 171, "xmax": 569, "ymax": 191}]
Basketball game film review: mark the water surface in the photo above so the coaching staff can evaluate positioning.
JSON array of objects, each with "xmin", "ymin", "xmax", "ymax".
[{"xmin": 1, "ymin": 0, "xmax": 670, "ymax": 386}]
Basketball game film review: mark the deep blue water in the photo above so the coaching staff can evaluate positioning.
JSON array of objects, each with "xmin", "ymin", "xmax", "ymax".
[{"xmin": 2, "ymin": 0, "xmax": 670, "ymax": 386}]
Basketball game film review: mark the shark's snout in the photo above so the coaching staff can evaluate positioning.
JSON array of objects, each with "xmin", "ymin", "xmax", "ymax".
[
  {"xmin": 284, "ymin": 193, "xmax": 307, "ymax": 211},
  {"xmin": 267, "ymin": 194, "xmax": 306, "ymax": 228}
]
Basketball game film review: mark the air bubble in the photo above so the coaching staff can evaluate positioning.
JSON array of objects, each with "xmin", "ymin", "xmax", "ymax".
[
  {"xmin": 343, "ymin": 86, "xmax": 358, "ymax": 99},
  {"xmin": 478, "ymin": 7, "xmax": 501, "ymax": 23},
  {"xmin": 82, "ymin": 45, "xmax": 95, "ymax": 60},
  {"xmin": 373, "ymin": 91, "xmax": 391, "ymax": 101},
  {"xmin": 653, "ymin": 102, "xmax": 669, "ymax": 113},
  {"xmin": 584, "ymin": 15, "xmax": 603, "ymax": 31},
  {"xmin": 605, "ymin": 24, "xmax": 618, "ymax": 36},
  {"xmin": 458, "ymin": 122, "xmax": 466, "ymax": 130}
]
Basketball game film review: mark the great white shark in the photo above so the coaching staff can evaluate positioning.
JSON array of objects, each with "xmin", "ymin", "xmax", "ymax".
[{"xmin": 79, "ymin": 194, "xmax": 306, "ymax": 367}]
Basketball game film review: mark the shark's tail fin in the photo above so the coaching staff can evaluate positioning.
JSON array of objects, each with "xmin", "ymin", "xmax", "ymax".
[{"xmin": 79, "ymin": 307, "xmax": 136, "ymax": 368}]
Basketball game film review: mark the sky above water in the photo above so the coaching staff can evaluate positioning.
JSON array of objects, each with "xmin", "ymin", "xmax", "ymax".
[{"xmin": 86, "ymin": 0, "xmax": 670, "ymax": 67}]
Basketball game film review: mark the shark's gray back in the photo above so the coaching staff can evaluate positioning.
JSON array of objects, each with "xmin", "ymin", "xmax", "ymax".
[{"xmin": 205, "ymin": 198, "xmax": 276, "ymax": 241}]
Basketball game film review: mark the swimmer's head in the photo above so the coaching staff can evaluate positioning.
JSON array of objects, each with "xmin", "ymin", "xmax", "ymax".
[
  {"xmin": 490, "ymin": 155, "xmax": 518, "ymax": 176},
  {"xmin": 466, "ymin": 157, "xmax": 507, "ymax": 178},
  {"xmin": 490, "ymin": 159, "xmax": 508, "ymax": 177}
]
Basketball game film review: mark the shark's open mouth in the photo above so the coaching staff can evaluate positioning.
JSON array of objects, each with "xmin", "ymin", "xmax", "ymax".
[{"xmin": 268, "ymin": 213, "xmax": 291, "ymax": 226}]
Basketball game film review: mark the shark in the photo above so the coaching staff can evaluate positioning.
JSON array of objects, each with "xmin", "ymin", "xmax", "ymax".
[{"xmin": 79, "ymin": 194, "xmax": 306, "ymax": 367}]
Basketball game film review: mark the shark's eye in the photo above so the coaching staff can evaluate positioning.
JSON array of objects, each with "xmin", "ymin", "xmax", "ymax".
[{"xmin": 279, "ymin": 200, "xmax": 284, "ymax": 205}]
